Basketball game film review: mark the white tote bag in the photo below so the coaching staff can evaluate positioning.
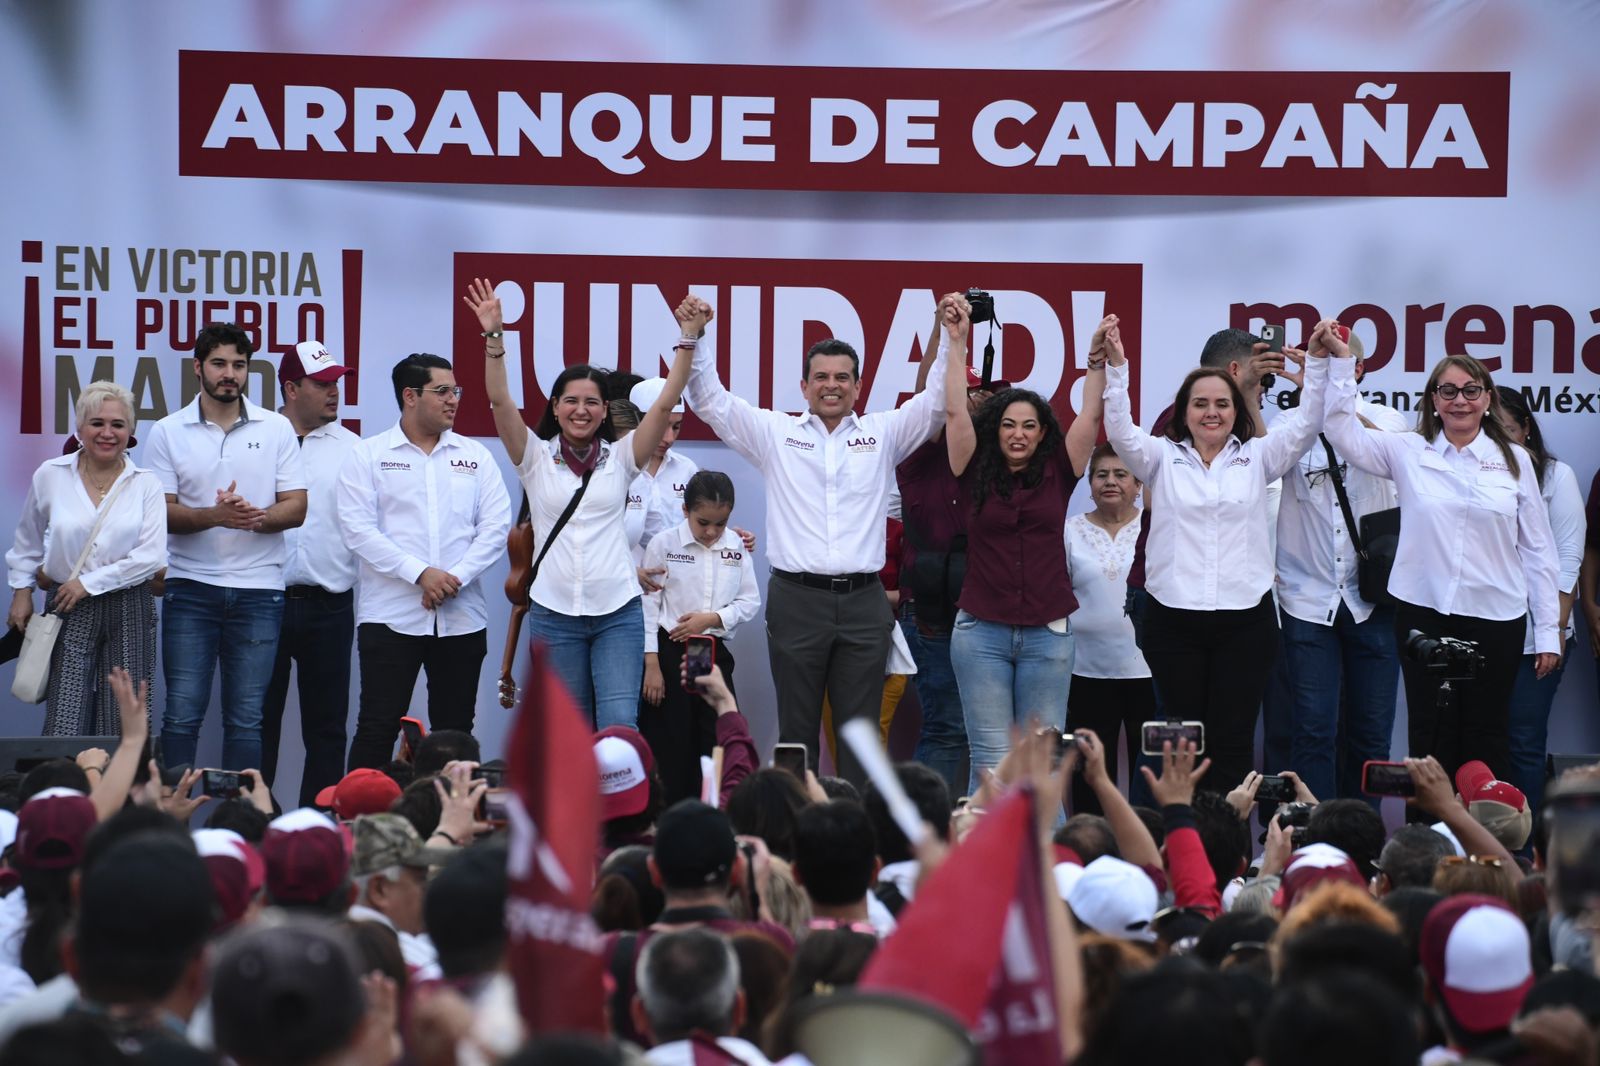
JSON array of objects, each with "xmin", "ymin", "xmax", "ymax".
[{"xmin": 12, "ymin": 475, "xmax": 133, "ymax": 703}]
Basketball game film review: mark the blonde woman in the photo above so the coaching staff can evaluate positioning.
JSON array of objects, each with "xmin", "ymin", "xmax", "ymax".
[{"xmin": 7, "ymin": 381, "xmax": 166, "ymax": 734}]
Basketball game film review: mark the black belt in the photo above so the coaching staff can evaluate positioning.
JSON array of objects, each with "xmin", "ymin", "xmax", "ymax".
[
  {"xmin": 284, "ymin": 584, "xmax": 348, "ymax": 600},
  {"xmin": 771, "ymin": 568, "xmax": 878, "ymax": 593}
]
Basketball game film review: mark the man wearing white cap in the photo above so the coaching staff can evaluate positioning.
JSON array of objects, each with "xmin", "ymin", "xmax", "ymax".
[
  {"xmin": 623, "ymin": 377, "xmax": 698, "ymax": 577},
  {"xmin": 1066, "ymin": 856, "xmax": 1159, "ymax": 941},
  {"xmin": 262, "ymin": 340, "xmax": 360, "ymax": 807}
]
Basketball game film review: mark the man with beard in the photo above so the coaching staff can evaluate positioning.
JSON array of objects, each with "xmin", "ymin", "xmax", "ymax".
[{"xmin": 144, "ymin": 322, "xmax": 307, "ymax": 772}]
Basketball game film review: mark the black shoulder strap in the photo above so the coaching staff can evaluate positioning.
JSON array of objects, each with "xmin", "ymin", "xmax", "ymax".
[
  {"xmin": 1317, "ymin": 434, "xmax": 1367, "ymax": 560},
  {"xmin": 530, "ymin": 466, "xmax": 596, "ymax": 586}
]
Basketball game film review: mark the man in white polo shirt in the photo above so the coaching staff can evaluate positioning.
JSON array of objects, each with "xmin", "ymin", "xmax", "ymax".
[
  {"xmin": 261, "ymin": 340, "xmax": 362, "ymax": 807},
  {"xmin": 142, "ymin": 322, "xmax": 308, "ymax": 772},
  {"xmin": 336, "ymin": 353, "xmax": 511, "ymax": 770},
  {"xmin": 680, "ymin": 293, "xmax": 949, "ymax": 786}
]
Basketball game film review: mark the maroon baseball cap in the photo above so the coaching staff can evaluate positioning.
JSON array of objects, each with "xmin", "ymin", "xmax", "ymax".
[
  {"xmin": 1421, "ymin": 894, "xmax": 1533, "ymax": 1033},
  {"xmin": 314, "ymin": 768, "xmax": 402, "ymax": 821},
  {"xmin": 594, "ymin": 727, "xmax": 655, "ymax": 822},
  {"xmin": 278, "ymin": 340, "xmax": 353, "ymax": 385},
  {"xmin": 14, "ymin": 788, "xmax": 97, "ymax": 872},
  {"xmin": 1271, "ymin": 844, "xmax": 1366, "ymax": 911},
  {"xmin": 193, "ymin": 828, "xmax": 264, "ymax": 931},
  {"xmin": 1455, "ymin": 761, "xmax": 1533, "ymax": 850},
  {"xmin": 260, "ymin": 809, "xmax": 350, "ymax": 905}
]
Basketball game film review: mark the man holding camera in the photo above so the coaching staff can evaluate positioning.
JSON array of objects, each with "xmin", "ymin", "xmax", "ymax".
[{"xmin": 680, "ymin": 293, "xmax": 949, "ymax": 787}]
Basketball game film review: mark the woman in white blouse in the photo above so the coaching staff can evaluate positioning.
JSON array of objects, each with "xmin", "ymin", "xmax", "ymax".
[
  {"xmin": 465, "ymin": 279, "xmax": 695, "ymax": 728},
  {"xmin": 6, "ymin": 381, "xmax": 166, "ymax": 734},
  {"xmin": 1063, "ymin": 442, "xmax": 1155, "ymax": 813},
  {"xmin": 1103, "ymin": 328, "xmax": 1327, "ymax": 791},
  {"xmin": 1321, "ymin": 325, "xmax": 1560, "ymax": 783},
  {"xmin": 1493, "ymin": 385, "xmax": 1585, "ymax": 813}
]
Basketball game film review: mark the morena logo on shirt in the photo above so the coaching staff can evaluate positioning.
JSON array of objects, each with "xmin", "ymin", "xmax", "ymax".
[
  {"xmin": 1229, "ymin": 456, "xmax": 1251, "ymax": 467},
  {"xmin": 380, "ymin": 460, "xmax": 411, "ymax": 471},
  {"xmin": 665, "ymin": 551, "xmax": 697, "ymax": 564},
  {"xmin": 450, "ymin": 459, "xmax": 479, "ymax": 472},
  {"xmin": 847, "ymin": 436, "xmax": 878, "ymax": 452},
  {"xmin": 782, "ymin": 437, "xmax": 815, "ymax": 451}
]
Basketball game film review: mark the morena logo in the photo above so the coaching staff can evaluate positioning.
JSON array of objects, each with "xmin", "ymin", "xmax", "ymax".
[
  {"xmin": 380, "ymin": 460, "xmax": 411, "ymax": 471},
  {"xmin": 1229, "ymin": 456, "xmax": 1251, "ymax": 467},
  {"xmin": 783, "ymin": 437, "xmax": 815, "ymax": 451},
  {"xmin": 665, "ymin": 551, "xmax": 697, "ymax": 564}
]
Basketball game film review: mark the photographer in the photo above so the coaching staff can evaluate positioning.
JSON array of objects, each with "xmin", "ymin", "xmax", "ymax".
[{"xmin": 1321, "ymin": 324, "xmax": 1560, "ymax": 781}]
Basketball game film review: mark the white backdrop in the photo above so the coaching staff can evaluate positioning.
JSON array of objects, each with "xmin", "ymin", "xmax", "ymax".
[{"xmin": 3, "ymin": 1, "xmax": 1597, "ymax": 805}]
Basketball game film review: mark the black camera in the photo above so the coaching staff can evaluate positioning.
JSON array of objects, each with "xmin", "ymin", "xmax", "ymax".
[
  {"xmin": 1261, "ymin": 801, "xmax": 1315, "ymax": 848},
  {"xmin": 1404, "ymin": 630, "xmax": 1483, "ymax": 681},
  {"xmin": 965, "ymin": 288, "xmax": 995, "ymax": 324}
]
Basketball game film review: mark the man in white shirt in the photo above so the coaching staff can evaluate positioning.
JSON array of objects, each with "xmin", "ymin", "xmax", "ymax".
[
  {"xmin": 336, "ymin": 354, "xmax": 511, "ymax": 769},
  {"xmin": 347, "ymin": 813, "xmax": 452, "ymax": 974},
  {"xmin": 682, "ymin": 295, "xmax": 947, "ymax": 786},
  {"xmin": 1273, "ymin": 330, "xmax": 1407, "ymax": 803},
  {"xmin": 261, "ymin": 340, "xmax": 362, "ymax": 807},
  {"xmin": 143, "ymin": 323, "xmax": 308, "ymax": 772}
]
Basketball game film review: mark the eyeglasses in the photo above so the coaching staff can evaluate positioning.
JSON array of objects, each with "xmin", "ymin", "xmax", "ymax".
[
  {"xmin": 1304, "ymin": 462, "xmax": 1347, "ymax": 488},
  {"xmin": 1440, "ymin": 854, "xmax": 1506, "ymax": 869},
  {"xmin": 414, "ymin": 385, "xmax": 464, "ymax": 399},
  {"xmin": 1433, "ymin": 383, "xmax": 1486, "ymax": 401}
]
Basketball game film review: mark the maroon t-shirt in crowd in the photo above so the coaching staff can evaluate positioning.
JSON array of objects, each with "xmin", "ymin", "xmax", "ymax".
[
  {"xmin": 1125, "ymin": 404, "xmax": 1175, "ymax": 590},
  {"xmin": 896, "ymin": 437, "xmax": 968, "ymax": 596},
  {"xmin": 956, "ymin": 446, "xmax": 1081, "ymax": 626}
]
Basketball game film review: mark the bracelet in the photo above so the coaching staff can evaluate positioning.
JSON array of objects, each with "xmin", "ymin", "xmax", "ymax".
[
  {"xmin": 675, "ymin": 335, "xmax": 698, "ymax": 350},
  {"xmin": 484, "ymin": 348, "xmax": 505, "ymax": 360},
  {"xmin": 480, "ymin": 330, "xmax": 504, "ymax": 338},
  {"xmin": 430, "ymin": 829, "xmax": 459, "ymax": 845}
]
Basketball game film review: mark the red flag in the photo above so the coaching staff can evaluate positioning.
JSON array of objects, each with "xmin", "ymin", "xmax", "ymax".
[
  {"xmin": 859, "ymin": 784, "xmax": 1061, "ymax": 1064},
  {"xmin": 505, "ymin": 641, "xmax": 606, "ymax": 1034}
]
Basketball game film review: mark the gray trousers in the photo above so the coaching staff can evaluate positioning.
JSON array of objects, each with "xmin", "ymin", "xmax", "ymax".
[{"xmin": 765, "ymin": 575, "xmax": 894, "ymax": 787}]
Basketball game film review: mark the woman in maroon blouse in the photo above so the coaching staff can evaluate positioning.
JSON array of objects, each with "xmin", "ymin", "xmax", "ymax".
[{"xmin": 941, "ymin": 293, "xmax": 1114, "ymax": 792}]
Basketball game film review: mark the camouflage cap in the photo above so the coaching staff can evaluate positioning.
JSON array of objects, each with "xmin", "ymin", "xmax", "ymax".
[{"xmin": 349, "ymin": 813, "xmax": 455, "ymax": 877}]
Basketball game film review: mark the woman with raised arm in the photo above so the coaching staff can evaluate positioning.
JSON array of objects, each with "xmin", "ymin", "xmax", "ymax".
[
  {"xmin": 1102, "ymin": 320, "xmax": 1328, "ymax": 792},
  {"xmin": 1321, "ymin": 323, "xmax": 1559, "ymax": 783},
  {"xmin": 463, "ymin": 279, "xmax": 697, "ymax": 728},
  {"xmin": 942, "ymin": 294, "xmax": 1108, "ymax": 793}
]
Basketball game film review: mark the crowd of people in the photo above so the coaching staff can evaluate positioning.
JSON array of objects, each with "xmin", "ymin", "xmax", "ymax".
[{"xmin": 0, "ymin": 286, "xmax": 1598, "ymax": 1063}]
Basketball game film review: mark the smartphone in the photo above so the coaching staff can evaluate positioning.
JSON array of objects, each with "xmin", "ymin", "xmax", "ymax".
[
  {"xmin": 482, "ymin": 788, "xmax": 510, "ymax": 827},
  {"xmin": 1256, "ymin": 774, "xmax": 1297, "ymax": 805},
  {"xmin": 1140, "ymin": 720, "xmax": 1205, "ymax": 757},
  {"xmin": 1258, "ymin": 323, "xmax": 1285, "ymax": 390},
  {"xmin": 201, "ymin": 769, "xmax": 244, "ymax": 799},
  {"xmin": 684, "ymin": 635, "xmax": 717, "ymax": 682},
  {"xmin": 1361, "ymin": 760, "xmax": 1416, "ymax": 797},
  {"xmin": 399, "ymin": 716, "xmax": 426, "ymax": 760},
  {"xmin": 772, "ymin": 743, "xmax": 808, "ymax": 780},
  {"xmin": 476, "ymin": 764, "xmax": 505, "ymax": 789}
]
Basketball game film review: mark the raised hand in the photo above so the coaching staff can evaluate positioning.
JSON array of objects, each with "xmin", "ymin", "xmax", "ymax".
[
  {"xmin": 675, "ymin": 295, "xmax": 714, "ymax": 339},
  {"xmin": 1140, "ymin": 739, "xmax": 1211, "ymax": 808},
  {"xmin": 1089, "ymin": 314, "xmax": 1124, "ymax": 368},
  {"xmin": 462, "ymin": 277, "xmax": 504, "ymax": 334},
  {"xmin": 938, "ymin": 292, "xmax": 971, "ymax": 343}
]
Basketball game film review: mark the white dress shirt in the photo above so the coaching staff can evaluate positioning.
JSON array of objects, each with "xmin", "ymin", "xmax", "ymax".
[
  {"xmin": 7, "ymin": 454, "xmax": 166, "ymax": 595},
  {"xmin": 281, "ymin": 419, "xmax": 361, "ymax": 593},
  {"xmin": 336, "ymin": 424, "xmax": 512, "ymax": 637},
  {"xmin": 1064, "ymin": 513, "xmax": 1150, "ymax": 678},
  {"xmin": 640, "ymin": 522, "xmax": 761, "ymax": 653},
  {"xmin": 684, "ymin": 341, "xmax": 947, "ymax": 575},
  {"xmin": 1103, "ymin": 358, "xmax": 1326, "ymax": 611},
  {"xmin": 1523, "ymin": 458, "xmax": 1586, "ymax": 654},
  {"xmin": 141, "ymin": 395, "xmax": 306, "ymax": 590},
  {"xmin": 347, "ymin": 903, "xmax": 439, "ymax": 971},
  {"xmin": 516, "ymin": 435, "xmax": 641, "ymax": 617},
  {"xmin": 1275, "ymin": 399, "xmax": 1409, "ymax": 626},
  {"xmin": 1321, "ymin": 358, "xmax": 1561, "ymax": 653},
  {"xmin": 624, "ymin": 449, "xmax": 699, "ymax": 565}
]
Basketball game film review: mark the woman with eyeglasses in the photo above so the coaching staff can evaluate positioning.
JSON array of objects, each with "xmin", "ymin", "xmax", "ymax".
[
  {"xmin": 463, "ymin": 278, "xmax": 696, "ymax": 728},
  {"xmin": 1492, "ymin": 385, "xmax": 1586, "ymax": 816},
  {"xmin": 1321, "ymin": 325, "xmax": 1560, "ymax": 786}
]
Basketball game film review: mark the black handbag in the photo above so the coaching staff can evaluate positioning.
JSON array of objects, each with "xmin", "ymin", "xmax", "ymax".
[{"xmin": 1317, "ymin": 435, "xmax": 1400, "ymax": 606}]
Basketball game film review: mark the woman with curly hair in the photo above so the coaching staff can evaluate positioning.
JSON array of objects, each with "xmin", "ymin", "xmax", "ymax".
[{"xmin": 942, "ymin": 293, "xmax": 1108, "ymax": 791}]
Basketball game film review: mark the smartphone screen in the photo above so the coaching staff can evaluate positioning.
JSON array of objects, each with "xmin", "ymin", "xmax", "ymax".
[
  {"xmin": 202, "ymin": 769, "xmax": 243, "ymax": 798},
  {"xmin": 1140, "ymin": 721, "xmax": 1205, "ymax": 756},
  {"xmin": 772, "ymin": 743, "xmax": 808, "ymax": 779},
  {"xmin": 1361, "ymin": 761, "xmax": 1416, "ymax": 797},
  {"xmin": 1256, "ymin": 774, "xmax": 1296, "ymax": 805},
  {"xmin": 482, "ymin": 788, "xmax": 510, "ymax": 826},
  {"xmin": 685, "ymin": 635, "xmax": 716, "ymax": 681},
  {"xmin": 400, "ymin": 717, "xmax": 424, "ymax": 758}
]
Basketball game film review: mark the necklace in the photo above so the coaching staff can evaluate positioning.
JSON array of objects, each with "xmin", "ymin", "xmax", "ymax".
[{"xmin": 81, "ymin": 458, "xmax": 123, "ymax": 502}]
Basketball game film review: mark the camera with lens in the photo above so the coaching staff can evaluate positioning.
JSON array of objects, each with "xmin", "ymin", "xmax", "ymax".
[
  {"xmin": 1260, "ymin": 801, "xmax": 1315, "ymax": 848},
  {"xmin": 965, "ymin": 288, "xmax": 995, "ymax": 324},
  {"xmin": 1403, "ymin": 630, "xmax": 1483, "ymax": 681}
]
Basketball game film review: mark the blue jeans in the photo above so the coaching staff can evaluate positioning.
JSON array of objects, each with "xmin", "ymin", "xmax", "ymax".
[
  {"xmin": 950, "ymin": 610, "xmax": 1074, "ymax": 795},
  {"xmin": 1279, "ymin": 603, "xmax": 1400, "ymax": 804},
  {"xmin": 1507, "ymin": 640, "xmax": 1573, "ymax": 817},
  {"xmin": 160, "ymin": 579, "xmax": 285, "ymax": 772},
  {"xmin": 528, "ymin": 597, "xmax": 644, "ymax": 729},
  {"xmin": 900, "ymin": 607, "xmax": 968, "ymax": 800}
]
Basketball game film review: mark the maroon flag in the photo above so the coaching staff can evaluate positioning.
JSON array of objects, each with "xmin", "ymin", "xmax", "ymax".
[
  {"xmin": 504, "ymin": 641, "xmax": 606, "ymax": 1034},
  {"xmin": 859, "ymin": 784, "xmax": 1061, "ymax": 1064}
]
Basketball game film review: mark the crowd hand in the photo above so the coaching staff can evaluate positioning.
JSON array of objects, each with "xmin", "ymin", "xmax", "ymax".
[
  {"xmin": 734, "ymin": 527, "xmax": 757, "ymax": 554},
  {"xmin": 1309, "ymin": 319, "xmax": 1350, "ymax": 359},
  {"xmin": 462, "ymin": 276, "xmax": 504, "ymax": 334},
  {"xmin": 674, "ymin": 294, "xmax": 714, "ymax": 339},
  {"xmin": 683, "ymin": 661, "xmax": 737, "ymax": 714},
  {"xmin": 803, "ymin": 768, "xmax": 829, "ymax": 804},
  {"xmin": 636, "ymin": 567, "xmax": 666, "ymax": 593},
  {"xmin": 735, "ymin": 833, "xmax": 775, "ymax": 920},
  {"xmin": 1139, "ymin": 740, "xmax": 1212, "ymax": 808},
  {"xmin": 1260, "ymin": 813, "xmax": 1294, "ymax": 878},
  {"xmin": 212, "ymin": 482, "xmax": 267, "ymax": 531},
  {"xmin": 1087, "ymin": 314, "xmax": 1123, "ymax": 369},
  {"xmin": 1011, "ymin": 724, "xmax": 1074, "ymax": 841},
  {"xmin": 1225, "ymin": 771, "xmax": 1264, "ymax": 821},
  {"xmin": 240, "ymin": 768, "xmax": 275, "ymax": 814},
  {"xmin": 408, "ymin": 983, "xmax": 476, "ymax": 1066},
  {"xmin": 433, "ymin": 762, "xmax": 490, "ymax": 841},
  {"xmin": 938, "ymin": 292, "xmax": 971, "ymax": 343},
  {"xmin": 1275, "ymin": 769, "xmax": 1318, "ymax": 805},
  {"xmin": 416, "ymin": 567, "xmax": 462, "ymax": 610},
  {"xmin": 668, "ymin": 612, "xmax": 719, "ymax": 642},
  {"xmin": 108, "ymin": 667, "xmax": 150, "ymax": 742},
  {"xmin": 642, "ymin": 658, "xmax": 665, "ymax": 705},
  {"xmin": 1534, "ymin": 652, "xmax": 1560, "ymax": 680},
  {"xmin": 1512, "ymin": 1007, "xmax": 1598, "ymax": 1066},
  {"xmin": 1404, "ymin": 755, "xmax": 1454, "ymax": 817},
  {"xmin": 75, "ymin": 747, "xmax": 110, "ymax": 775},
  {"xmin": 7, "ymin": 590, "xmax": 33, "ymax": 632},
  {"xmin": 1075, "ymin": 729, "xmax": 1110, "ymax": 788},
  {"xmin": 160, "ymin": 766, "xmax": 207, "ymax": 821},
  {"xmin": 1239, "ymin": 344, "xmax": 1286, "ymax": 394},
  {"xmin": 1278, "ymin": 347, "xmax": 1307, "ymax": 388},
  {"xmin": 351, "ymin": 971, "xmax": 403, "ymax": 1066}
]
